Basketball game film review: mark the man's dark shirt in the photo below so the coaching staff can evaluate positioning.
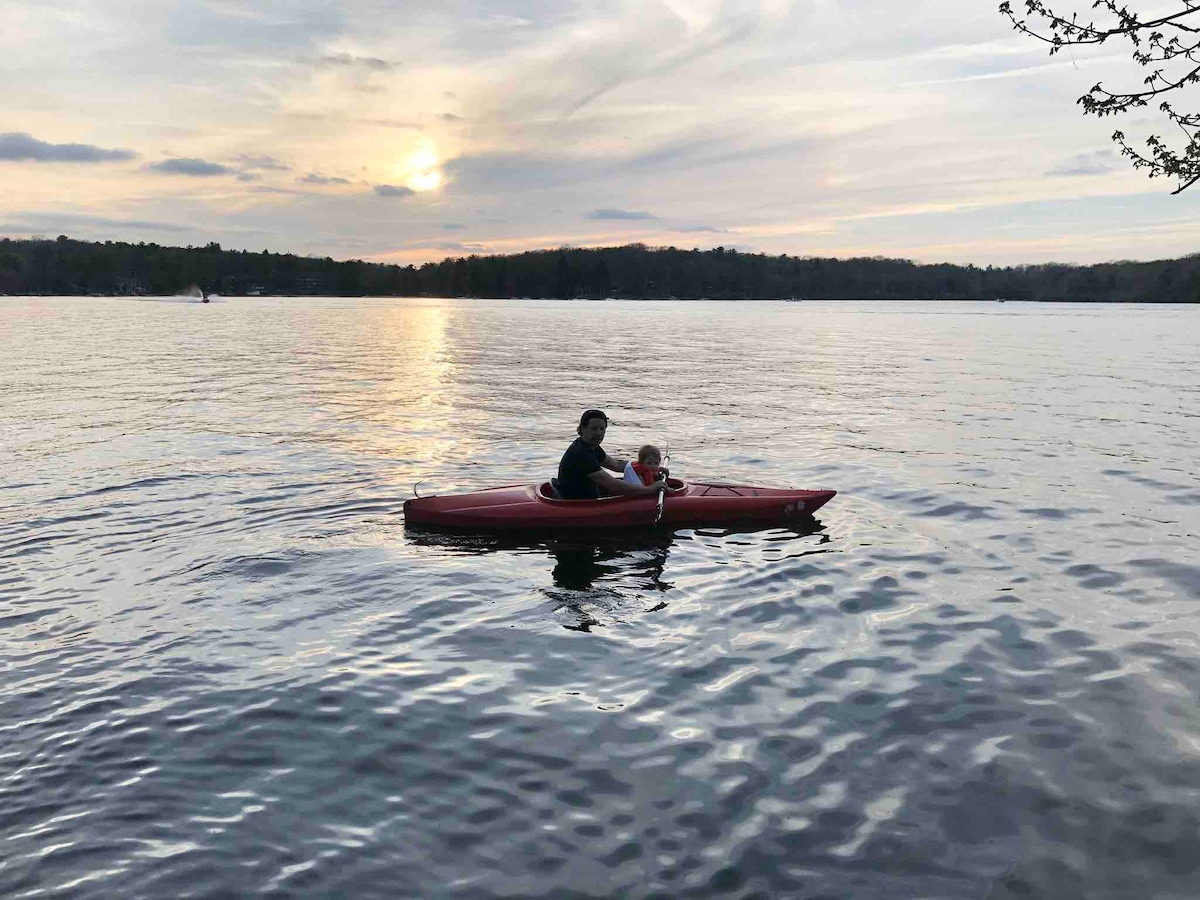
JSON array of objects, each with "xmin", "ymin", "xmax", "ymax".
[{"xmin": 556, "ymin": 437, "xmax": 605, "ymax": 499}]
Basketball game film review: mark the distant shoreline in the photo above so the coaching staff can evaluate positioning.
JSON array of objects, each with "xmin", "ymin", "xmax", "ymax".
[
  {"xmin": 3, "ymin": 236, "xmax": 1199, "ymax": 303},
  {"xmin": 5, "ymin": 294, "xmax": 1195, "ymax": 304}
]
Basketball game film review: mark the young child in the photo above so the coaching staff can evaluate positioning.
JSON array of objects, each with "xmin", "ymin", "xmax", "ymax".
[{"xmin": 623, "ymin": 444, "xmax": 666, "ymax": 486}]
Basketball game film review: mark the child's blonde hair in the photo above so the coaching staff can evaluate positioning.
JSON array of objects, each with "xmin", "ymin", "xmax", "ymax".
[{"xmin": 638, "ymin": 444, "xmax": 661, "ymax": 465}]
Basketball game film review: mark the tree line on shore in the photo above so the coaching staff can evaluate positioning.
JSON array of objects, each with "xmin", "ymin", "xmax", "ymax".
[{"xmin": 2, "ymin": 234, "xmax": 1198, "ymax": 302}]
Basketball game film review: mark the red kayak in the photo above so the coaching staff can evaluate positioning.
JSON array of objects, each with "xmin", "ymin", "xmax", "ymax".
[{"xmin": 404, "ymin": 479, "xmax": 835, "ymax": 531}]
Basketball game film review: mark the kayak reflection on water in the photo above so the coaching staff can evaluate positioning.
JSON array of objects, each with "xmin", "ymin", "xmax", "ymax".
[
  {"xmin": 403, "ymin": 528, "xmax": 675, "ymax": 631},
  {"xmin": 547, "ymin": 535, "xmax": 674, "ymax": 632},
  {"xmin": 549, "ymin": 535, "xmax": 673, "ymax": 592},
  {"xmin": 405, "ymin": 520, "xmax": 831, "ymax": 631},
  {"xmin": 404, "ymin": 528, "xmax": 674, "ymax": 593}
]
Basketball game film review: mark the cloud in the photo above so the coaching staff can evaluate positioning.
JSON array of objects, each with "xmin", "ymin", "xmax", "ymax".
[
  {"xmin": 361, "ymin": 118, "xmax": 425, "ymax": 130},
  {"xmin": 587, "ymin": 208, "xmax": 657, "ymax": 221},
  {"xmin": 443, "ymin": 131, "xmax": 823, "ymax": 202},
  {"xmin": 442, "ymin": 223, "xmax": 465, "ymax": 230},
  {"xmin": 236, "ymin": 154, "xmax": 290, "ymax": 171},
  {"xmin": 435, "ymin": 241, "xmax": 491, "ymax": 253},
  {"xmin": 301, "ymin": 173, "xmax": 351, "ymax": 185},
  {"xmin": 444, "ymin": 152, "xmax": 588, "ymax": 193},
  {"xmin": 374, "ymin": 184, "xmax": 415, "ymax": 197},
  {"xmin": 606, "ymin": 133, "xmax": 823, "ymax": 181},
  {"xmin": 2, "ymin": 210, "xmax": 192, "ymax": 233},
  {"xmin": 316, "ymin": 52, "xmax": 395, "ymax": 71},
  {"xmin": 1046, "ymin": 150, "xmax": 1120, "ymax": 177},
  {"xmin": 165, "ymin": 1, "xmax": 344, "ymax": 55},
  {"xmin": 149, "ymin": 157, "xmax": 235, "ymax": 176},
  {"xmin": 440, "ymin": 113, "xmax": 463, "ymax": 121},
  {"xmin": 562, "ymin": 13, "xmax": 764, "ymax": 118},
  {"xmin": 677, "ymin": 224, "xmax": 727, "ymax": 233},
  {"xmin": 0, "ymin": 131, "xmax": 136, "ymax": 163}
]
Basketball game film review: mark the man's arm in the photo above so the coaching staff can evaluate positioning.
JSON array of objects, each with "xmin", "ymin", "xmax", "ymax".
[
  {"xmin": 588, "ymin": 468, "xmax": 663, "ymax": 496},
  {"xmin": 601, "ymin": 452, "xmax": 626, "ymax": 473}
]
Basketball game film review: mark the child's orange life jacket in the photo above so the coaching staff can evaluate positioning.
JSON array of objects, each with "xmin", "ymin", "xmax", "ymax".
[{"xmin": 631, "ymin": 462, "xmax": 660, "ymax": 485}]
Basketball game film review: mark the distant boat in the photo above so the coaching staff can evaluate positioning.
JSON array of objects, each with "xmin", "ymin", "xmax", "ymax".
[{"xmin": 140, "ymin": 284, "xmax": 215, "ymax": 303}]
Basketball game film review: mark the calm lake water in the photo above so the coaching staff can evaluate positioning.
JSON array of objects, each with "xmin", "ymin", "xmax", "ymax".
[{"xmin": 2, "ymin": 296, "xmax": 1199, "ymax": 898}]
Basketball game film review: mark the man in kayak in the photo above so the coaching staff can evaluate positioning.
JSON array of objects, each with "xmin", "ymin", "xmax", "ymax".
[{"xmin": 555, "ymin": 409, "xmax": 671, "ymax": 500}]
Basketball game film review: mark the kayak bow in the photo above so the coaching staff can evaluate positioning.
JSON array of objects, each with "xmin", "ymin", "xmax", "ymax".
[{"xmin": 404, "ymin": 479, "xmax": 835, "ymax": 531}]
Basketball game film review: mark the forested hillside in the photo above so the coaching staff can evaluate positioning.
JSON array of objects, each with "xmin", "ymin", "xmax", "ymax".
[{"xmin": 2, "ymin": 236, "xmax": 1198, "ymax": 301}]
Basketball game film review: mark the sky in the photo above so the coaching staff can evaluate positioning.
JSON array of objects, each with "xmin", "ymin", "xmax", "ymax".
[{"xmin": 1, "ymin": 0, "xmax": 1197, "ymax": 266}]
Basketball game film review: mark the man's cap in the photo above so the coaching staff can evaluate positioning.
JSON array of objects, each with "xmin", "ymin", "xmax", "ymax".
[{"xmin": 579, "ymin": 409, "xmax": 608, "ymax": 427}]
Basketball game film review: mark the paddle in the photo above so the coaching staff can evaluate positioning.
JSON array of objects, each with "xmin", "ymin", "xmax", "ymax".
[{"xmin": 653, "ymin": 443, "xmax": 671, "ymax": 525}]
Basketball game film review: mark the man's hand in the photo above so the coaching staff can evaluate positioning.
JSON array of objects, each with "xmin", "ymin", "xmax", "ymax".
[{"xmin": 589, "ymin": 469, "xmax": 672, "ymax": 497}]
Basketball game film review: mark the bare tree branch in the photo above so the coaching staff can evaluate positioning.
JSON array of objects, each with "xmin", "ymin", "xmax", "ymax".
[{"xmin": 1000, "ymin": 1, "xmax": 1200, "ymax": 192}]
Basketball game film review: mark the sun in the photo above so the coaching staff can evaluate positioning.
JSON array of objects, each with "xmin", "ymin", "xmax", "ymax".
[{"xmin": 396, "ymin": 141, "xmax": 444, "ymax": 192}]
